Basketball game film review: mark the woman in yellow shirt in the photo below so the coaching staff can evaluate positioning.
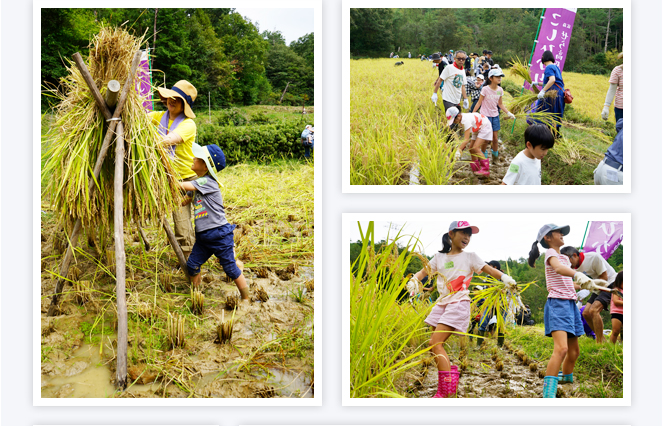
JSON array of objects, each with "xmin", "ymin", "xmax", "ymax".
[{"xmin": 149, "ymin": 80, "xmax": 198, "ymax": 259}]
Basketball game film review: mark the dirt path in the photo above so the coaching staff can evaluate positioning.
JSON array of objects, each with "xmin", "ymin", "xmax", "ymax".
[{"xmin": 413, "ymin": 337, "xmax": 580, "ymax": 398}]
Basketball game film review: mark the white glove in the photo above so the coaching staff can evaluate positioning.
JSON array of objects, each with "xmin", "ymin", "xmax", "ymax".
[
  {"xmin": 500, "ymin": 274, "xmax": 518, "ymax": 292},
  {"xmin": 406, "ymin": 278, "xmax": 421, "ymax": 297},
  {"xmin": 587, "ymin": 279, "xmax": 610, "ymax": 294},
  {"xmin": 537, "ymin": 90, "xmax": 546, "ymax": 100},
  {"xmin": 454, "ymin": 150, "xmax": 462, "ymax": 160},
  {"xmin": 507, "ymin": 112, "xmax": 515, "ymax": 120},
  {"xmin": 601, "ymin": 106, "xmax": 610, "ymax": 120},
  {"xmin": 431, "ymin": 92, "xmax": 438, "ymax": 106},
  {"xmin": 463, "ymin": 98, "xmax": 469, "ymax": 110},
  {"xmin": 573, "ymin": 272, "xmax": 592, "ymax": 288}
]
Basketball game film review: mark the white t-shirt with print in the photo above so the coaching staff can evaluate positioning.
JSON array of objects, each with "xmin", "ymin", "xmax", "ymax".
[
  {"xmin": 441, "ymin": 64, "xmax": 467, "ymax": 104},
  {"xmin": 428, "ymin": 251, "xmax": 485, "ymax": 306},
  {"xmin": 576, "ymin": 252, "xmax": 617, "ymax": 285},
  {"xmin": 502, "ymin": 150, "xmax": 541, "ymax": 185}
]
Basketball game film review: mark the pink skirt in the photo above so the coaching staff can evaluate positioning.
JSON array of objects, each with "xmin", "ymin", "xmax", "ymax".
[{"xmin": 424, "ymin": 300, "xmax": 471, "ymax": 331}]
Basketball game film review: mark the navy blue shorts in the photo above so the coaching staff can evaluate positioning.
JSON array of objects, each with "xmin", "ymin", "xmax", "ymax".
[
  {"xmin": 544, "ymin": 298, "xmax": 585, "ymax": 338},
  {"xmin": 186, "ymin": 223, "xmax": 241, "ymax": 279}
]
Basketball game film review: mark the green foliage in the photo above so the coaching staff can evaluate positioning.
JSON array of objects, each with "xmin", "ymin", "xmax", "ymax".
[
  {"xmin": 41, "ymin": 8, "xmax": 314, "ymax": 110},
  {"xmin": 197, "ymin": 115, "xmax": 310, "ymax": 163},
  {"xmin": 349, "ymin": 8, "xmax": 623, "ymax": 73}
]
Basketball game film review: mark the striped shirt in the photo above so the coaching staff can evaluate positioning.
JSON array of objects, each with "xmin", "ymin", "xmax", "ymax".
[
  {"xmin": 609, "ymin": 65, "xmax": 623, "ymax": 109},
  {"xmin": 544, "ymin": 249, "xmax": 577, "ymax": 300}
]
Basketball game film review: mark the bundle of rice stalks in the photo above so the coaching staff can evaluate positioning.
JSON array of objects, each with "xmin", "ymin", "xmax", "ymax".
[
  {"xmin": 508, "ymin": 91, "xmax": 558, "ymax": 115},
  {"xmin": 190, "ymin": 289, "xmax": 204, "ymax": 315},
  {"xmin": 42, "ymin": 25, "xmax": 181, "ymax": 246},
  {"xmin": 553, "ymin": 137, "xmax": 582, "ymax": 164},
  {"xmin": 507, "ymin": 57, "xmax": 537, "ymax": 90},
  {"xmin": 166, "ymin": 313, "xmax": 185, "ymax": 349},
  {"xmin": 217, "ymin": 309, "xmax": 235, "ymax": 344},
  {"xmin": 470, "ymin": 271, "xmax": 535, "ymax": 335}
]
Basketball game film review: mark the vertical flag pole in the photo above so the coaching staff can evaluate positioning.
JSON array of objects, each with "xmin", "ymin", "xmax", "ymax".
[
  {"xmin": 511, "ymin": 8, "xmax": 546, "ymax": 134},
  {"xmin": 580, "ymin": 221, "xmax": 591, "ymax": 251}
]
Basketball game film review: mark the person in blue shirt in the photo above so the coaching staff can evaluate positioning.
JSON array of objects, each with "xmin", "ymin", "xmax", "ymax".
[
  {"xmin": 535, "ymin": 50, "xmax": 566, "ymax": 135},
  {"xmin": 301, "ymin": 125, "xmax": 314, "ymax": 158},
  {"xmin": 594, "ymin": 118, "xmax": 623, "ymax": 185}
]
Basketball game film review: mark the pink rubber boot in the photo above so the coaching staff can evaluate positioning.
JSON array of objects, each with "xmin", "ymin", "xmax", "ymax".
[
  {"xmin": 469, "ymin": 159, "xmax": 479, "ymax": 173},
  {"xmin": 432, "ymin": 370, "xmax": 451, "ymax": 398},
  {"xmin": 474, "ymin": 159, "xmax": 490, "ymax": 177}
]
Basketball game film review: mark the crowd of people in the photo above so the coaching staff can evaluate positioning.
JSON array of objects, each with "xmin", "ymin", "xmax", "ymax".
[{"xmin": 401, "ymin": 45, "xmax": 625, "ymax": 186}]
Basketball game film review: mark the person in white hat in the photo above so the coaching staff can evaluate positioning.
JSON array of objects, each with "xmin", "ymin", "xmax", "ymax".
[
  {"xmin": 406, "ymin": 221, "xmax": 517, "ymax": 398},
  {"xmin": 445, "ymin": 106, "xmax": 493, "ymax": 177},
  {"xmin": 149, "ymin": 80, "xmax": 199, "ymax": 259}
]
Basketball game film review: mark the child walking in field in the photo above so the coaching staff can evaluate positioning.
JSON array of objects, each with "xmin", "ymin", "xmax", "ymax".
[
  {"xmin": 610, "ymin": 271, "xmax": 624, "ymax": 344},
  {"xmin": 472, "ymin": 69, "xmax": 515, "ymax": 162},
  {"xmin": 446, "ymin": 107, "xmax": 493, "ymax": 177},
  {"xmin": 501, "ymin": 124, "xmax": 555, "ymax": 185},
  {"xmin": 527, "ymin": 224, "xmax": 611, "ymax": 398},
  {"xmin": 407, "ymin": 221, "xmax": 517, "ymax": 398},
  {"xmin": 179, "ymin": 143, "xmax": 250, "ymax": 303}
]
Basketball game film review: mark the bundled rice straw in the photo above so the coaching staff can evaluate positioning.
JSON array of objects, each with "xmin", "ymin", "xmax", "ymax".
[
  {"xmin": 42, "ymin": 25, "xmax": 181, "ymax": 244},
  {"xmin": 470, "ymin": 271, "xmax": 535, "ymax": 334},
  {"xmin": 508, "ymin": 56, "xmax": 537, "ymax": 90},
  {"xmin": 508, "ymin": 91, "xmax": 558, "ymax": 115}
]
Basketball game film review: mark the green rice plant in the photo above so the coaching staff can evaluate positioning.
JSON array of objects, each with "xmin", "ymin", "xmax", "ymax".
[
  {"xmin": 508, "ymin": 91, "xmax": 558, "ymax": 115},
  {"xmin": 350, "ymin": 221, "xmax": 434, "ymax": 398},
  {"xmin": 413, "ymin": 115, "xmax": 460, "ymax": 185},
  {"xmin": 41, "ymin": 25, "xmax": 181, "ymax": 246}
]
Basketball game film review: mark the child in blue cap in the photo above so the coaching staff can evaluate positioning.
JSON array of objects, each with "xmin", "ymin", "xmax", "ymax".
[{"xmin": 179, "ymin": 143, "xmax": 249, "ymax": 302}]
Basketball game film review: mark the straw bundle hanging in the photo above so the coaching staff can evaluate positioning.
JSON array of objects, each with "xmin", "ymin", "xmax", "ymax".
[{"xmin": 42, "ymin": 25, "xmax": 181, "ymax": 243}]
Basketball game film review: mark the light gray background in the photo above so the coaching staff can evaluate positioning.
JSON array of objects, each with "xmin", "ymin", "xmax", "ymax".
[{"xmin": 3, "ymin": 0, "xmax": 661, "ymax": 425}]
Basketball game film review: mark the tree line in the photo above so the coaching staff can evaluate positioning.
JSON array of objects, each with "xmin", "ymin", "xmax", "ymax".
[
  {"xmin": 41, "ymin": 8, "xmax": 314, "ymax": 109},
  {"xmin": 350, "ymin": 8, "xmax": 623, "ymax": 75}
]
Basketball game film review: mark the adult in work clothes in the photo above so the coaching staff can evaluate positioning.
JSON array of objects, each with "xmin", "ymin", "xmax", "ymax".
[
  {"xmin": 560, "ymin": 247, "xmax": 617, "ymax": 343},
  {"xmin": 149, "ymin": 80, "xmax": 199, "ymax": 259},
  {"xmin": 432, "ymin": 50, "xmax": 469, "ymax": 114},
  {"xmin": 594, "ymin": 118, "xmax": 623, "ymax": 185}
]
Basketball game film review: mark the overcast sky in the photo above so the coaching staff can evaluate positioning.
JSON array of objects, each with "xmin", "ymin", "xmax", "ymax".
[
  {"xmin": 348, "ymin": 216, "xmax": 618, "ymax": 262},
  {"xmin": 234, "ymin": 8, "xmax": 314, "ymax": 44}
]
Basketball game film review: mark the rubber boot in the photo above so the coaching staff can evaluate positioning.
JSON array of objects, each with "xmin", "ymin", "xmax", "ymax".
[
  {"xmin": 432, "ymin": 370, "xmax": 450, "ymax": 398},
  {"xmin": 543, "ymin": 376, "xmax": 559, "ymax": 398},
  {"xmin": 492, "ymin": 150, "xmax": 499, "ymax": 161},
  {"xmin": 470, "ymin": 159, "xmax": 479, "ymax": 173},
  {"xmin": 483, "ymin": 149, "xmax": 490, "ymax": 159},
  {"xmin": 497, "ymin": 333, "xmax": 504, "ymax": 347},
  {"xmin": 558, "ymin": 372, "xmax": 573, "ymax": 384},
  {"xmin": 476, "ymin": 330, "xmax": 485, "ymax": 346},
  {"xmin": 475, "ymin": 159, "xmax": 490, "ymax": 177}
]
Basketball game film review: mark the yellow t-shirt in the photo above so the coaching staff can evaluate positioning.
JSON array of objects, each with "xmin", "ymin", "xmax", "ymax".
[{"xmin": 149, "ymin": 111, "xmax": 197, "ymax": 180}]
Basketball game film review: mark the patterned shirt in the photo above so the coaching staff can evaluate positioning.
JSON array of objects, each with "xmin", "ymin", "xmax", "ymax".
[
  {"xmin": 544, "ymin": 249, "xmax": 577, "ymax": 300},
  {"xmin": 466, "ymin": 78, "xmax": 482, "ymax": 102},
  {"xmin": 609, "ymin": 65, "xmax": 623, "ymax": 109}
]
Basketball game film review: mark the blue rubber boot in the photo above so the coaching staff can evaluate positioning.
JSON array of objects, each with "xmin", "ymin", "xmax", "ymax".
[
  {"xmin": 558, "ymin": 371, "xmax": 573, "ymax": 384},
  {"xmin": 492, "ymin": 150, "xmax": 499, "ymax": 161},
  {"xmin": 543, "ymin": 376, "xmax": 559, "ymax": 398}
]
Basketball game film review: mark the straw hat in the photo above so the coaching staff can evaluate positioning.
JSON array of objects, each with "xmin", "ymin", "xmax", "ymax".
[{"xmin": 157, "ymin": 80, "xmax": 197, "ymax": 119}]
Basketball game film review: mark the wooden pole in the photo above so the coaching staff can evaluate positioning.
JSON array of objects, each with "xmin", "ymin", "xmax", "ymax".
[
  {"xmin": 114, "ymin": 122, "xmax": 128, "ymax": 390},
  {"xmin": 105, "ymin": 80, "xmax": 121, "ymax": 109},
  {"xmin": 161, "ymin": 216, "xmax": 189, "ymax": 277},
  {"xmin": 48, "ymin": 50, "xmax": 143, "ymax": 316}
]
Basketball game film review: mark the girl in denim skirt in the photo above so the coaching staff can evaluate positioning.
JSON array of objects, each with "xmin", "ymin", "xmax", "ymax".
[
  {"xmin": 407, "ymin": 221, "xmax": 517, "ymax": 398},
  {"xmin": 527, "ymin": 224, "xmax": 611, "ymax": 398}
]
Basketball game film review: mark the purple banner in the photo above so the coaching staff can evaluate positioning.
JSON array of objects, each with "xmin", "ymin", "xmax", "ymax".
[
  {"xmin": 136, "ymin": 49, "xmax": 153, "ymax": 111},
  {"xmin": 583, "ymin": 221, "xmax": 623, "ymax": 260},
  {"xmin": 524, "ymin": 8, "xmax": 577, "ymax": 91}
]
